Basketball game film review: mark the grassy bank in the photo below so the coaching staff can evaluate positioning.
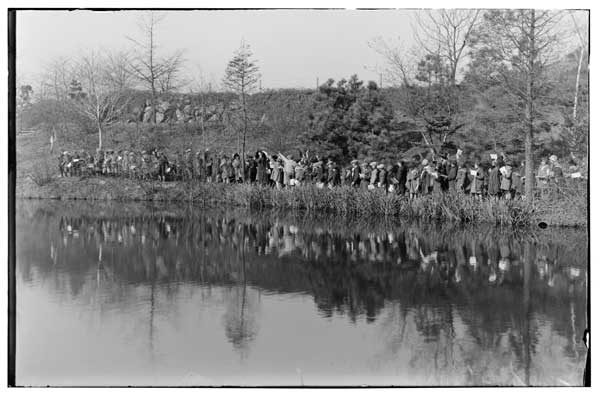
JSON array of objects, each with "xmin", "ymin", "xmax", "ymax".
[{"xmin": 16, "ymin": 175, "xmax": 587, "ymax": 227}]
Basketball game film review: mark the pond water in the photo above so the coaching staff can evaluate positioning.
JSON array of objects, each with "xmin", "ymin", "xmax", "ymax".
[{"xmin": 15, "ymin": 201, "xmax": 588, "ymax": 386}]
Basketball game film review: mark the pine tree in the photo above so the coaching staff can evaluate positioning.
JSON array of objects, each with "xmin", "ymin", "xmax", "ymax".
[
  {"xmin": 303, "ymin": 76, "xmax": 396, "ymax": 163},
  {"xmin": 223, "ymin": 40, "xmax": 261, "ymax": 178}
]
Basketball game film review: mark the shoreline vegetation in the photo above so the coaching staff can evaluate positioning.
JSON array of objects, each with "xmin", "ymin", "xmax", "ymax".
[{"xmin": 17, "ymin": 176, "xmax": 587, "ymax": 228}]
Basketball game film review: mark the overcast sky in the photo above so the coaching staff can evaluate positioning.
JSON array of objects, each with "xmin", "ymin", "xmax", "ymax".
[
  {"xmin": 17, "ymin": 9, "xmax": 415, "ymax": 90},
  {"xmin": 16, "ymin": 9, "xmax": 587, "ymax": 91}
]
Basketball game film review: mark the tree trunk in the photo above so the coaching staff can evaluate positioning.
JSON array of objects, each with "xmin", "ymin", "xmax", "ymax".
[
  {"xmin": 569, "ymin": 44, "xmax": 585, "ymax": 156},
  {"xmin": 524, "ymin": 10, "xmax": 536, "ymax": 203},
  {"xmin": 242, "ymin": 94, "xmax": 247, "ymax": 182},
  {"xmin": 201, "ymin": 108, "xmax": 206, "ymax": 153},
  {"xmin": 573, "ymin": 44, "xmax": 584, "ymax": 122},
  {"xmin": 97, "ymin": 122, "xmax": 103, "ymax": 150},
  {"xmin": 151, "ymin": 86, "xmax": 156, "ymax": 124}
]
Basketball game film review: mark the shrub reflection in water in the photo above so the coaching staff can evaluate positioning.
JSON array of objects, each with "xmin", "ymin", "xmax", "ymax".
[{"xmin": 16, "ymin": 201, "xmax": 587, "ymax": 386}]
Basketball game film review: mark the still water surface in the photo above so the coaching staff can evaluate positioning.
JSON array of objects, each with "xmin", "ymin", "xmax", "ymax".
[{"xmin": 16, "ymin": 201, "xmax": 588, "ymax": 386}]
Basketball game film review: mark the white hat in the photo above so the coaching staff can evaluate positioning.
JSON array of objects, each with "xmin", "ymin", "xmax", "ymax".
[
  {"xmin": 550, "ymin": 155, "xmax": 558, "ymax": 162},
  {"xmin": 377, "ymin": 164, "xmax": 385, "ymax": 169},
  {"xmin": 422, "ymin": 159, "xmax": 429, "ymax": 166},
  {"xmin": 369, "ymin": 161, "xmax": 377, "ymax": 167}
]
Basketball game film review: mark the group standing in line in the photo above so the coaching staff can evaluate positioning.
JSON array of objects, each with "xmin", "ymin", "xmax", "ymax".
[{"xmin": 58, "ymin": 147, "xmax": 575, "ymax": 200}]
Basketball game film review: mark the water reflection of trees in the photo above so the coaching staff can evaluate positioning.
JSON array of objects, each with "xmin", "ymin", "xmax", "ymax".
[{"xmin": 16, "ymin": 202, "xmax": 588, "ymax": 383}]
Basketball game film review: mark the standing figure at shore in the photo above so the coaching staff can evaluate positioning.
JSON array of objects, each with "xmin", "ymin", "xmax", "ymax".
[
  {"xmin": 500, "ymin": 162, "xmax": 512, "ymax": 200},
  {"xmin": 204, "ymin": 151, "xmax": 213, "ymax": 183},
  {"xmin": 279, "ymin": 152, "xmax": 297, "ymax": 188},
  {"xmin": 360, "ymin": 162, "xmax": 370, "ymax": 190},
  {"xmin": 255, "ymin": 151, "xmax": 267, "ymax": 184},
  {"xmin": 271, "ymin": 155, "xmax": 282, "ymax": 189},
  {"xmin": 511, "ymin": 162, "xmax": 524, "ymax": 200},
  {"xmin": 368, "ymin": 162, "xmax": 378, "ymax": 190},
  {"xmin": 455, "ymin": 161, "xmax": 468, "ymax": 194},
  {"xmin": 232, "ymin": 153, "xmax": 242, "ymax": 183},
  {"xmin": 350, "ymin": 160, "xmax": 361, "ymax": 188},
  {"xmin": 447, "ymin": 159, "xmax": 457, "ymax": 191},
  {"xmin": 488, "ymin": 159, "xmax": 501, "ymax": 200},
  {"xmin": 470, "ymin": 161, "xmax": 484, "ymax": 199},
  {"xmin": 407, "ymin": 163, "xmax": 420, "ymax": 199},
  {"xmin": 377, "ymin": 163, "xmax": 388, "ymax": 191},
  {"xmin": 213, "ymin": 151, "xmax": 222, "ymax": 183},
  {"xmin": 246, "ymin": 153, "xmax": 257, "ymax": 183},
  {"xmin": 420, "ymin": 159, "xmax": 432, "ymax": 195},
  {"xmin": 394, "ymin": 160, "xmax": 407, "ymax": 195}
]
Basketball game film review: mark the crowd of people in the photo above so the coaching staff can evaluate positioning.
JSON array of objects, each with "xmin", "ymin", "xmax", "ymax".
[{"xmin": 58, "ymin": 147, "xmax": 580, "ymax": 199}]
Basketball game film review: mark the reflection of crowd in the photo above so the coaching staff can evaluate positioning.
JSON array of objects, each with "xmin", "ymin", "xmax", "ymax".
[
  {"xmin": 54, "ymin": 213, "xmax": 585, "ymax": 292},
  {"xmin": 22, "ymin": 209, "xmax": 586, "ymax": 386}
]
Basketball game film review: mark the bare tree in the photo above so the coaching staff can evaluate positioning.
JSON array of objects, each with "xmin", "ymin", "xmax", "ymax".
[
  {"xmin": 104, "ymin": 50, "xmax": 135, "ymax": 91},
  {"xmin": 157, "ymin": 52, "xmax": 187, "ymax": 94},
  {"xmin": 412, "ymin": 9, "xmax": 481, "ymax": 86},
  {"xmin": 126, "ymin": 11, "xmax": 185, "ymax": 122},
  {"xmin": 369, "ymin": 38, "xmax": 417, "ymax": 88},
  {"xmin": 370, "ymin": 37, "xmax": 463, "ymax": 155},
  {"xmin": 71, "ymin": 51, "xmax": 132, "ymax": 149},
  {"xmin": 35, "ymin": 57, "xmax": 76, "ymax": 138}
]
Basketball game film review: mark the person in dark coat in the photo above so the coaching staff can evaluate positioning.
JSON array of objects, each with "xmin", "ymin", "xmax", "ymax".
[
  {"xmin": 204, "ymin": 151, "xmax": 213, "ymax": 183},
  {"xmin": 342, "ymin": 165, "xmax": 352, "ymax": 186},
  {"xmin": 247, "ymin": 155, "xmax": 257, "ymax": 183},
  {"xmin": 447, "ymin": 159, "xmax": 457, "ymax": 191},
  {"xmin": 455, "ymin": 161, "xmax": 469, "ymax": 194},
  {"xmin": 511, "ymin": 162, "xmax": 524, "ymax": 199},
  {"xmin": 254, "ymin": 151, "xmax": 264, "ymax": 184},
  {"xmin": 195, "ymin": 151, "xmax": 204, "ymax": 182},
  {"xmin": 399, "ymin": 160, "xmax": 408, "ymax": 195},
  {"xmin": 488, "ymin": 159, "xmax": 501, "ymax": 199},
  {"xmin": 326, "ymin": 160, "xmax": 339, "ymax": 187},
  {"xmin": 432, "ymin": 160, "xmax": 447, "ymax": 195},
  {"xmin": 391, "ymin": 160, "xmax": 407, "ymax": 195}
]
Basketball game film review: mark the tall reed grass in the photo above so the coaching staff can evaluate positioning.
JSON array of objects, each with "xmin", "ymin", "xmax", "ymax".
[
  {"xmin": 164, "ymin": 183, "xmax": 548, "ymax": 226},
  {"xmin": 22, "ymin": 177, "xmax": 586, "ymax": 227}
]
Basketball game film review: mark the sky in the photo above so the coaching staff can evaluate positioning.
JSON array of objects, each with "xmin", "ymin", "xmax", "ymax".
[{"xmin": 16, "ymin": 9, "xmax": 415, "ymax": 90}]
